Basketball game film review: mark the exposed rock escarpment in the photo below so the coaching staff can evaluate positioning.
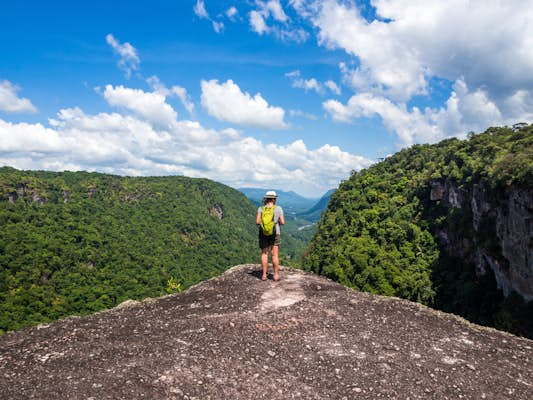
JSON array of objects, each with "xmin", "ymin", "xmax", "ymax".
[
  {"xmin": 431, "ymin": 179, "xmax": 533, "ymax": 301},
  {"xmin": 1, "ymin": 265, "xmax": 532, "ymax": 399}
]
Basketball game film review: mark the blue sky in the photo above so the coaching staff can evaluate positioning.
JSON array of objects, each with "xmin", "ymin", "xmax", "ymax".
[{"xmin": 1, "ymin": 1, "xmax": 532, "ymax": 197}]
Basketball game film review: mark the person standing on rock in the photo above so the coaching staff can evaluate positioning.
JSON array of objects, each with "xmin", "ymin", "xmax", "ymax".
[{"xmin": 256, "ymin": 190, "xmax": 285, "ymax": 281}]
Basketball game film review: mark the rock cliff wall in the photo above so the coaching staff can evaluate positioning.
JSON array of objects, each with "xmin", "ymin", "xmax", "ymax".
[{"xmin": 430, "ymin": 179, "xmax": 532, "ymax": 301}]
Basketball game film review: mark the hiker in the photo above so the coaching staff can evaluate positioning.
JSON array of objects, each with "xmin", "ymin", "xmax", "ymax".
[{"xmin": 256, "ymin": 190, "xmax": 285, "ymax": 281}]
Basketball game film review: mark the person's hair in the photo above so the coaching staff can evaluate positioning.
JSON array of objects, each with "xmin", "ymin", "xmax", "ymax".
[{"xmin": 263, "ymin": 197, "xmax": 276, "ymax": 205}]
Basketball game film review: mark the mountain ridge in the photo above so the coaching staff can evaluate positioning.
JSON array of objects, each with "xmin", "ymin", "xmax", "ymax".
[
  {"xmin": 0, "ymin": 168, "xmax": 258, "ymax": 333},
  {"xmin": 238, "ymin": 187, "xmax": 321, "ymax": 215},
  {"xmin": 298, "ymin": 188, "xmax": 335, "ymax": 222}
]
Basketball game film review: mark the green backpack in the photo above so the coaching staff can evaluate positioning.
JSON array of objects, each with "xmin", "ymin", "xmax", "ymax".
[{"xmin": 260, "ymin": 206, "xmax": 276, "ymax": 236}]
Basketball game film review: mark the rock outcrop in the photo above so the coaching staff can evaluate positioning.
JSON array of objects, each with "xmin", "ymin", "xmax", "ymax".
[
  {"xmin": 431, "ymin": 178, "xmax": 533, "ymax": 301},
  {"xmin": 1, "ymin": 265, "xmax": 532, "ymax": 399},
  {"xmin": 4, "ymin": 183, "xmax": 47, "ymax": 205}
]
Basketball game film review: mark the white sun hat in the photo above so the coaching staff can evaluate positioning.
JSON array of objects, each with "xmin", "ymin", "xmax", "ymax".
[{"xmin": 263, "ymin": 190, "xmax": 278, "ymax": 199}]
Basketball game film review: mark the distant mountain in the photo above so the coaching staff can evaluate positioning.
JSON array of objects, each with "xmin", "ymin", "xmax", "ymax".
[
  {"xmin": 0, "ymin": 168, "xmax": 258, "ymax": 334},
  {"xmin": 298, "ymin": 189, "xmax": 335, "ymax": 222},
  {"xmin": 238, "ymin": 188, "xmax": 319, "ymax": 216}
]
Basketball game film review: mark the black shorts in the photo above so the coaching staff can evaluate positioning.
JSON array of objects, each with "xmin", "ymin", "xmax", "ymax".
[{"xmin": 259, "ymin": 231, "xmax": 281, "ymax": 250}]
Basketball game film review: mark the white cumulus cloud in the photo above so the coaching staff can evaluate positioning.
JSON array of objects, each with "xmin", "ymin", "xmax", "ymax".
[
  {"xmin": 324, "ymin": 80, "xmax": 341, "ymax": 95},
  {"xmin": 226, "ymin": 6, "xmax": 238, "ymax": 20},
  {"xmin": 171, "ymin": 86, "xmax": 195, "ymax": 116},
  {"xmin": 212, "ymin": 21, "xmax": 224, "ymax": 33},
  {"xmin": 263, "ymin": 0, "xmax": 288, "ymax": 22},
  {"xmin": 194, "ymin": 0, "xmax": 224, "ymax": 33},
  {"xmin": 249, "ymin": 0, "xmax": 308, "ymax": 42},
  {"xmin": 323, "ymin": 79, "xmax": 529, "ymax": 146},
  {"xmin": 193, "ymin": 0, "xmax": 209, "ymax": 19},
  {"xmin": 103, "ymin": 85, "xmax": 177, "ymax": 128},
  {"xmin": 147, "ymin": 76, "xmax": 195, "ymax": 116},
  {"xmin": 0, "ymin": 84, "xmax": 370, "ymax": 197},
  {"xmin": 250, "ymin": 10, "xmax": 269, "ymax": 34},
  {"xmin": 313, "ymin": 0, "xmax": 533, "ymax": 100},
  {"xmin": 286, "ymin": 70, "xmax": 341, "ymax": 96},
  {"xmin": 286, "ymin": 70, "xmax": 322, "ymax": 94},
  {"xmin": 105, "ymin": 34, "xmax": 140, "ymax": 79},
  {"xmin": 201, "ymin": 79, "xmax": 288, "ymax": 129},
  {"xmin": 0, "ymin": 80, "xmax": 37, "ymax": 113},
  {"xmin": 298, "ymin": 0, "xmax": 533, "ymax": 143},
  {"xmin": 313, "ymin": 1, "xmax": 427, "ymax": 101}
]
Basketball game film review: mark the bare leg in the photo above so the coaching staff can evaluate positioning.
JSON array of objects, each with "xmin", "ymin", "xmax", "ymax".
[
  {"xmin": 261, "ymin": 248, "xmax": 269, "ymax": 280},
  {"xmin": 272, "ymin": 245, "xmax": 280, "ymax": 281}
]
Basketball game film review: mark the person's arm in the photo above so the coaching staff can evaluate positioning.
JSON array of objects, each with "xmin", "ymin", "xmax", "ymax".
[
  {"xmin": 278, "ymin": 208, "xmax": 285, "ymax": 225},
  {"xmin": 256, "ymin": 208, "xmax": 262, "ymax": 225}
]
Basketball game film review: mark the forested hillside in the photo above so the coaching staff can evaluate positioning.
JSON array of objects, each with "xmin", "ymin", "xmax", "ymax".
[
  {"xmin": 0, "ymin": 169, "xmax": 258, "ymax": 334},
  {"xmin": 303, "ymin": 125, "xmax": 533, "ymax": 338},
  {"xmin": 298, "ymin": 189, "xmax": 335, "ymax": 222}
]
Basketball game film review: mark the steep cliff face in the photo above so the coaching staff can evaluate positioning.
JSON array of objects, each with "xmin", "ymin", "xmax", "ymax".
[
  {"xmin": 431, "ymin": 180, "xmax": 532, "ymax": 301},
  {"xmin": 304, "ymin": 126, "xmax": 532, "ymax": 338}
]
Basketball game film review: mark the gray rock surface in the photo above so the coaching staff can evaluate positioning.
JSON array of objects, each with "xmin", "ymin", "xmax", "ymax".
[
  {"xmin": 1, "ymin": 264, "xmax": 532, "ymax": 399},
  {"xmin": 431, "ymin": 177, "xmax": 533, "ymax": 301}
]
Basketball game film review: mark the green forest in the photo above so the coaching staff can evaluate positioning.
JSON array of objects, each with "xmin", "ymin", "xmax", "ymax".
[
  {"xmin": 303, "ymin": 125, "xmax": 533, "ymax": 338},
  {"xmin": 1, "ymin": 125, "xmax": 531, "ymax": 339},
  {"xmin": 0, "ymin": 169, "xmax": 259, "ymax": 333}
]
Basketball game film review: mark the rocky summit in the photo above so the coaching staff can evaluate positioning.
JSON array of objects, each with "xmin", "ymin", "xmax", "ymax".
[{"xmin": 0, "ymin": 265, "xmax": 532, "ymax": 399}]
